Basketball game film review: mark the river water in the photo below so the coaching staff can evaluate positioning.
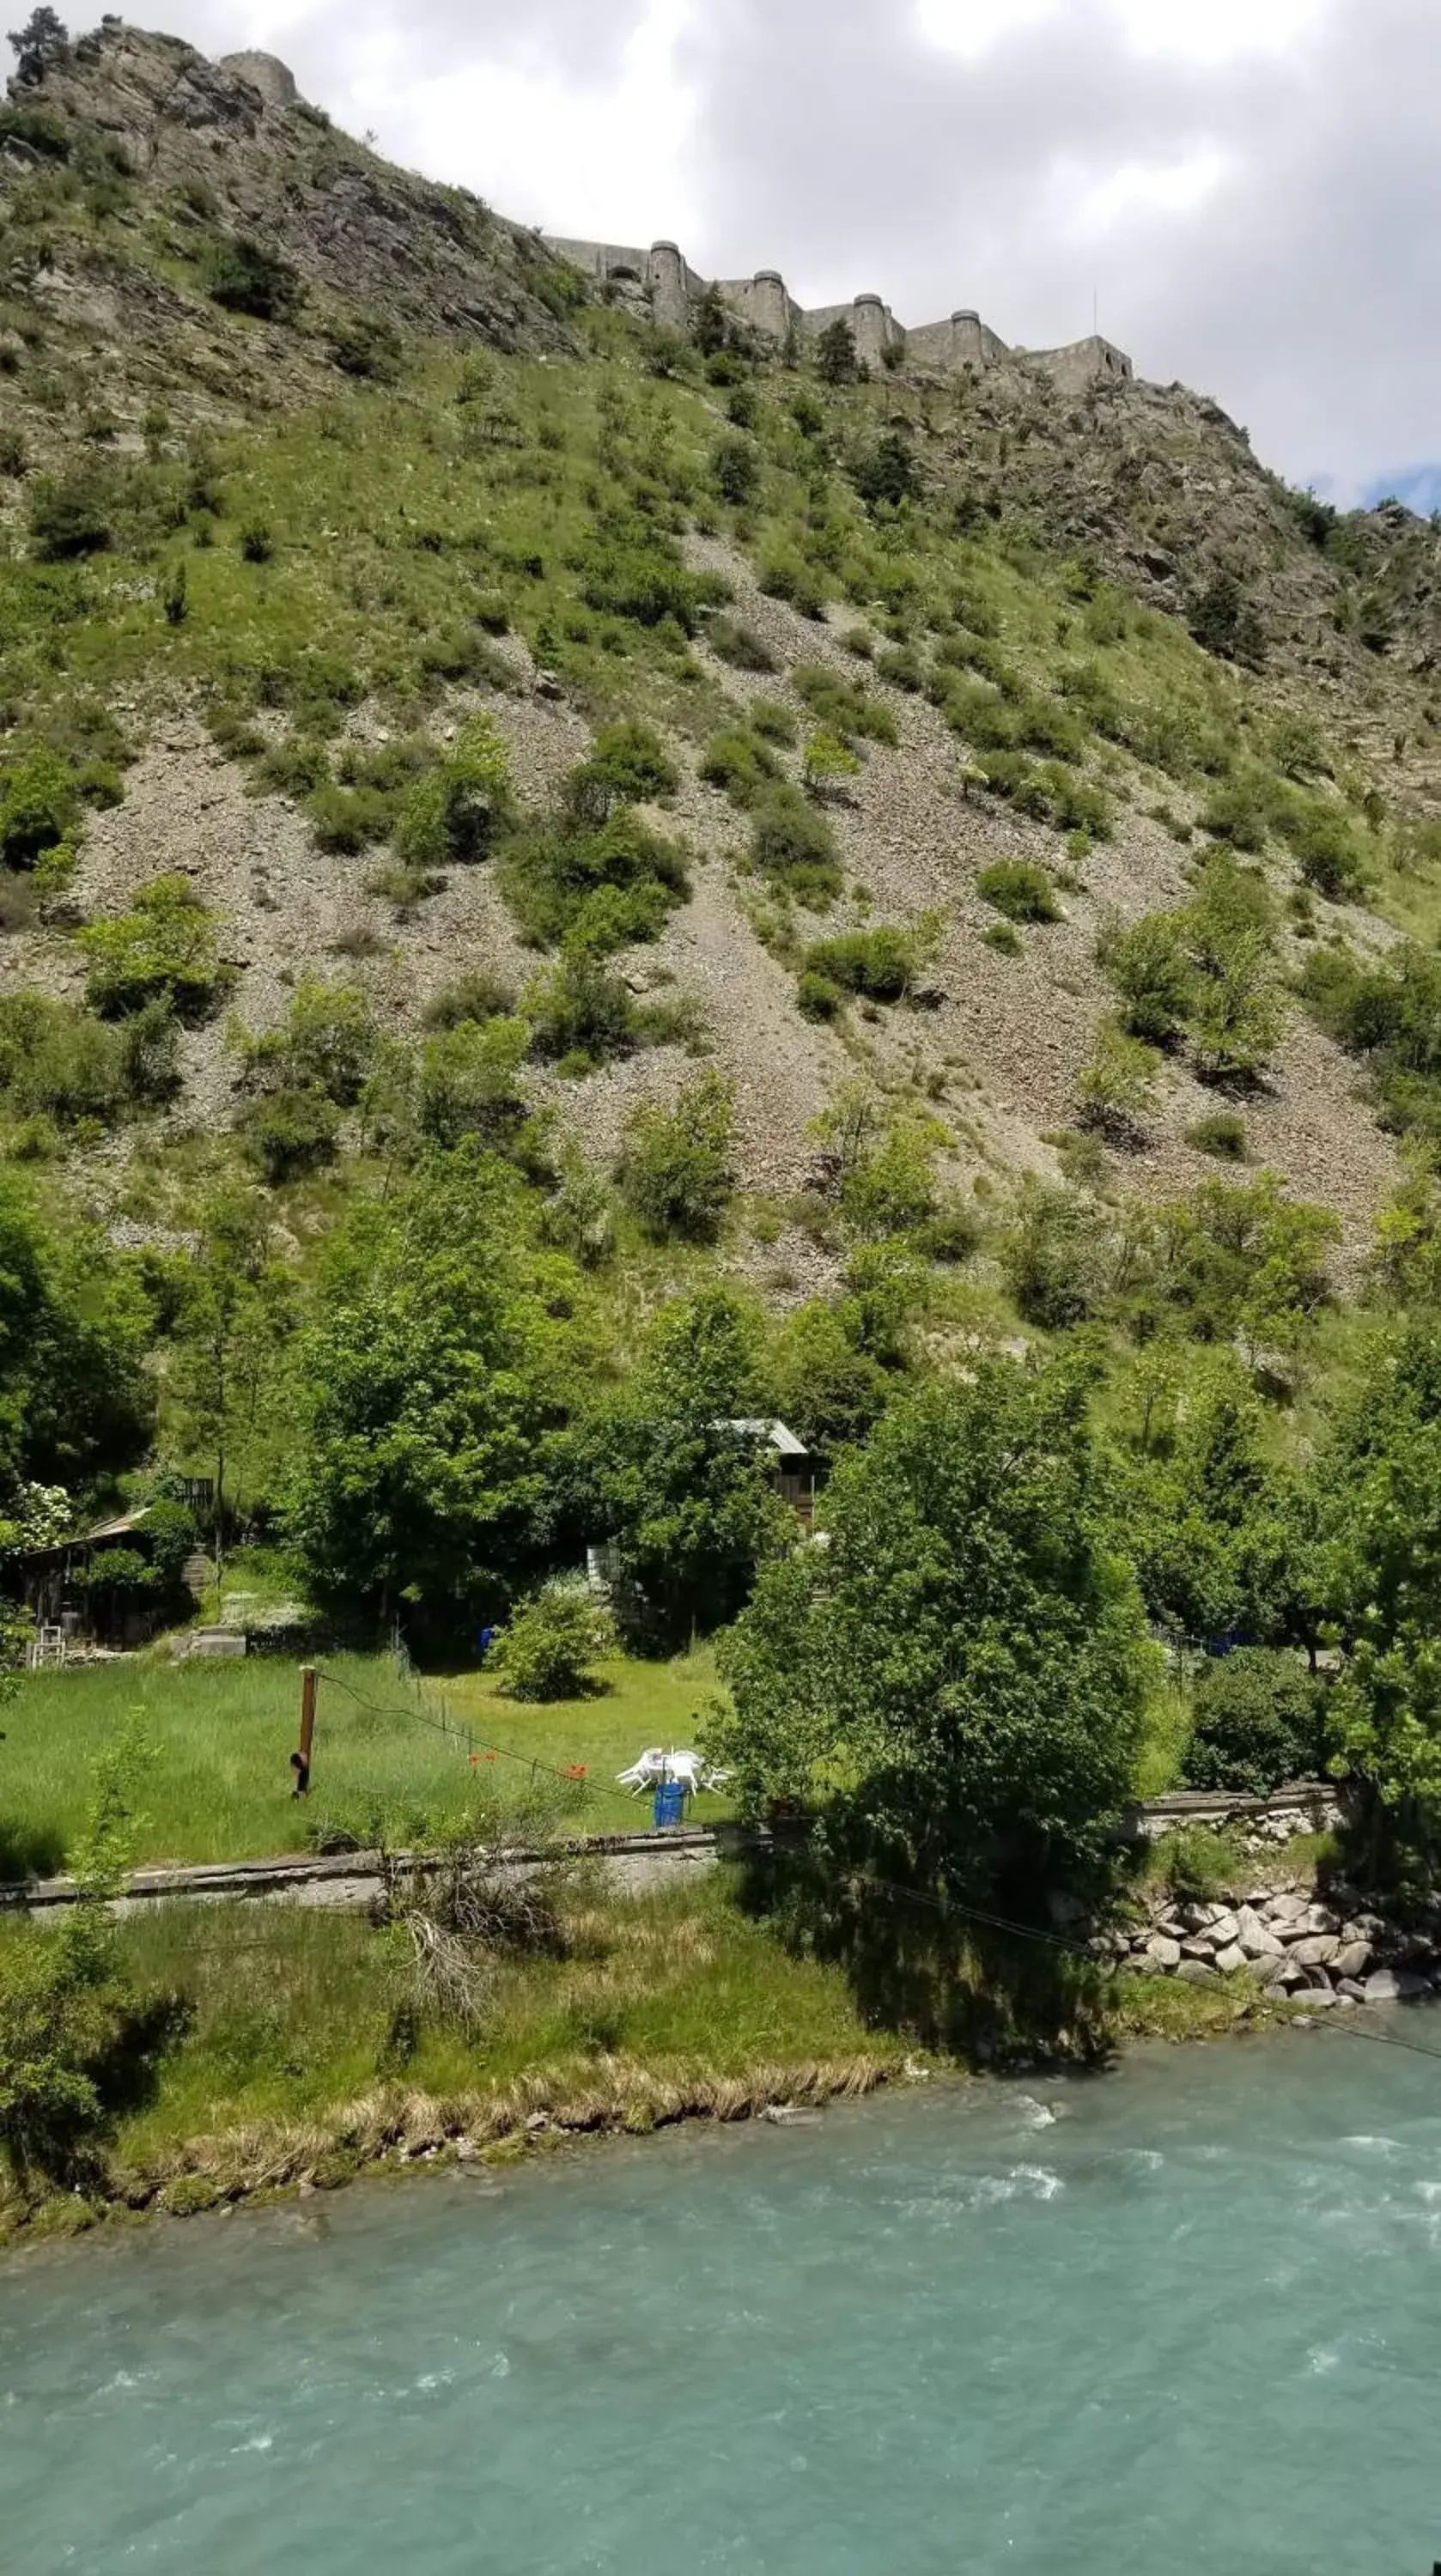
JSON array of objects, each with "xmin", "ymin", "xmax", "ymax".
[{"xmin": 3, "ymin": 2020, "xmax": 1440, "ymax": 2575}]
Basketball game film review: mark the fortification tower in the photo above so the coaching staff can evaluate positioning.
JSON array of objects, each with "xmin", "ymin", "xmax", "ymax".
[
  {"xmin": 749, "ymin": 270, "xmax": 790, "ymax": 344},
  {"xmin": 949, "ymin": 310, "xmax": 986, "ymax": 368},
  {"xmin": 850, "ymin": 294, "xmax": 891, "ymax": 374},
  {"xmin": 219, "ymin": 49, "xmax": 298, "ymax": 110},
  {"xmin": 648, "ymin": 241, "xmax": 690, "ymax": 334}
]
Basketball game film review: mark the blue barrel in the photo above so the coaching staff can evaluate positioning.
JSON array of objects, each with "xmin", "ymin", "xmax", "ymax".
[{"xmin": 653, "ymin": 1779, "xmax": 686, "ymax": 1830}]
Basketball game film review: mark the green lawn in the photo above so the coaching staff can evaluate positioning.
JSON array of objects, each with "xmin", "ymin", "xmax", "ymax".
[{"xmin": 0, "ymin": 1647, "xmax": 731, "ymax": 1878}]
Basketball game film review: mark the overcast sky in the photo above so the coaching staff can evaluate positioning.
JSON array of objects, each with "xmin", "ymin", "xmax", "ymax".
[{"xmin": 147, "ymin": 0, "xmax": 1438, "ymax": 503}]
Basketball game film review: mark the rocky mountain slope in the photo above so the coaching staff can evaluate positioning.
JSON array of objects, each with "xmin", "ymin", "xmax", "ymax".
[{"xmin": 3, "ymin": 20, "xmax": 1440, "ymax": 1297}]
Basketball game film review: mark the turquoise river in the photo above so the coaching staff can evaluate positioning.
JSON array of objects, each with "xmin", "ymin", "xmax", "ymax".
[{"xmin": 3, "ymin": 2017, "xmax": 1440, "ymax": 2574}]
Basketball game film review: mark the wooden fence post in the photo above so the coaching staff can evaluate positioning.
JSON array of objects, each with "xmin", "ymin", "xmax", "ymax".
[{"xmin": 291, "ymin": 1665, "xmax": 317, "ymax": 1797}]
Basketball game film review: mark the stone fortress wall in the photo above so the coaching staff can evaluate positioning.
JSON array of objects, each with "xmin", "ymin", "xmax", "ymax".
[{"xmin": 541, "ymin": 234, "xmax": 1133, "ymax": 391}]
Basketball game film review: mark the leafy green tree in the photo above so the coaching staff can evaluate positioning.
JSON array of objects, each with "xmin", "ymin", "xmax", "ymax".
[
  {"xmin": 0, "ymin": 1180, "xmax": 152, "ymax": 1492},
  {"xmin": 580, "ymin": 1287, "xmax": 788, "ymax": 1644},
  {"xmin": 1186, "ymin": 854, "xmax": 1283, "ymax": 1081},
  {"xmin": 1000, "ymin": 1182, "xmax": 1110, "ymax": 1327},
  {"xmin": 0, "ymin": 1716, "xmax": 155, "ymax": 2196},
  {"xmin": 715, "ymin": 1361, "xmax": 1154, "ymax": 1893},
  {"xmin": 802, "ymin": 729, "xmax": 861, "ymax": 800},
  {"xmin": 417, "ymin": 1016, "xmax": 532, "ymax": 1154},
  {"xmin": 770, "ymin": 1299, "xmax": 893, "ymax": 1462},
  {"xmin": 81, "ymin": 877, "xmax": 231, "ymax": 1021},
  {"xmin": 1182, "ymin": 1649, "xmax": 1324, "ymax": 1794},
  {"xmin": 619, "ymin": 1069, "xmax": 735, "ymax": 1242},
  {"xmin": 168, "ymin": 1186, "xmax": 292, "ymax": 1541},
  {"xmin": 1075, "ymin": 1021, "xmax": 1159, "ymax": 1139},
  {"xmin": 850, "ymin": 428, "xmax": 920, "ymax": 509},
  {"xmin": 0, "ymin": 741, "xmax": 77, "ymax": 866},
  {"xmin": 1322, "ymin": 1330, "xmax": 1441, "ymax": 1883},
  {"xmin": 283, "ymin": 1170, "xmax": 559, "ymax": 1615},
  {"xmin": 1100, "ymin": 909, "xmax": 1194, "ymax": 1045}
]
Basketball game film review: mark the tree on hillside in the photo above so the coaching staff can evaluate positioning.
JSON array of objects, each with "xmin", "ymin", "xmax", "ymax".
[
  {"xmin": 282, "ymin": 1168, "xmax": 559, "ymax": 1619},
  {"xmin": 715, "ymin": 1359, "xmax": 1154, "ymax": 1896},
  {"xmin": 816, "ymin": 319, "xmax": 863, "ymax": 386},
  {"xmin": 7, "ymin": 7, "xmax": 66, "ymax": 82},
  {"xmin": 576, "ymin": 1287, "xmax": 790, "ymax": 1646},
  {"xmin": 1323, "ymin": 1328, "xmax": 1441, "ymax": 1886}
]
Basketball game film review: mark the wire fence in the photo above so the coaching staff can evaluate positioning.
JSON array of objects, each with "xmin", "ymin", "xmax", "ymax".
[{"xmin": 314, "ymin": 1659, "xmax": 591, "ymax": 1796}]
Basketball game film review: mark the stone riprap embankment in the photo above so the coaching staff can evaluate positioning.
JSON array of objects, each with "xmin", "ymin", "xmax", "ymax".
[{"xmin": 1097, "ymin": 1886, "xmax": 1441, "ymax": 2008}]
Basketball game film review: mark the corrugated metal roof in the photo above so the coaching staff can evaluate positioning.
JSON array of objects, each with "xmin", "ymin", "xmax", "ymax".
[
  {"xmin": 82, "ymin": 1507, "xmax": 155, "ymax": 1545},
  {"xmin": 723, "ymin": 1419, "xmax": 809, "ymax": 1457}
]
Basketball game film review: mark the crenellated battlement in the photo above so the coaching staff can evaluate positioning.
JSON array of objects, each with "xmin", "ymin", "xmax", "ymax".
[{"xmin": 539, "ymin": 235, "xmax": 1134, "ymax": 391}]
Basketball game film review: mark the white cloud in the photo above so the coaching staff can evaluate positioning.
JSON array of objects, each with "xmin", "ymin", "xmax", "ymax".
[
  {"xmin": 324, "ymin": 0, "xmax": 700, "ymax": 238},
  {"xmin": 1067, "ymin": 146, "xmax": 1232, "ymax": 238},
  {"xmin": 917, "ymin": 0, "xmax": 1329, "ymax": 61},
  {"xmin": 138, "ymin": 0, "xmax": 1441, "ymax": 495}
]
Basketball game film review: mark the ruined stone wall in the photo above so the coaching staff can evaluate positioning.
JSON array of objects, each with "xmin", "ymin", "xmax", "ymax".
[
  {"xmin": 538, "ymin": 234, "xmax": 1134, "ymax": 388},
  {"xmin": 1021, "ymin": 334, "xmax": 1134, "ymax": 395}
]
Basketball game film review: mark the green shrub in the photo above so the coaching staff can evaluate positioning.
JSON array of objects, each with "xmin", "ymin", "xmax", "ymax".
[
  {"xmin": 423, "ymin": 970, "xmax": 516, "ymax": 1030},
  {"xmin": 1101, "ymin": 911, "xmax": 1195, "ymax": 1044},
  {"xmin": 756, "ymin": 546, "xmax": 827, "ymax": 619},
  {"xmin": 396, "ymin": 715, "xmax": 512, "ymax": 870},
  {"xmin": 977, "ymin": 859, "xmax": 1059, "ymax": 924},
  {"xmin": 305, "ymin": 783, "xmax": 395, "ymax": 853},
  {"xmin": 711, "ymin": 434, "xmax": 760, "ymax": 505},
  {"xmin": 580, "ymin": 525, "xmax": 718, "ymax": 634},
  {"xmin": 0, "ymin": 742, "xmax": 78, "ymax": 866},
  {"xmin": 705, "ymin": 615, "xmax": 776, "ymax": 673},
  {"xmin": 797, "ymin": 967, "xmax": 843, "ymax": 1019},
  {"xmin": 982, "ymin": 920, "xmax": 1020, "ymax": 957},
  {"xmin": 1189, "ymin": 570, "xmax": 1267, "ymax": 670},
  {"xmin": 252, "ymin": 735, "xmax": 331, "ymax": 799},
  {"xmin": 239, "ymin": 519, "xmax": 274, "ymax": 564},
  {"xmin": 238, "ymin": 1084, "xmax": 342, "ymax": 1182},
  {"xmin": 81, "ymin": 877, "xmax": 231, "ymax": 1021},
  {"xmin": 750, "ymin": 787, "xmax": 842, "ymax": 905},
  {"xmin": 1000, "ymin": 1182, "xmax": 1109, "ymax": 1327},
  {"xmin": 205, "ymin": 232, "xmax": 304, "ymax": 324},
  {"xmin": 0, "ymin": 992, "xmax": 130, "ymax": 1125},
  {"xmin": 804, "ymin": 927, "xmax": 915, "ymax": 1000},
  {"xmin": 793, "ymin": 665, "xmax": 898, "ymax": 747},
  {"xmin": 328, "ymin": 312, "xmax": 403, "ymax": 381},
  {"xmin": 1199, "ymin": 775, "xmax": 1270, "ymax": 853},
  {"xmin": 232, "ymin": 980, "xmax": 376, "ymax": 1107},
  {"xmin": 700, "ymin": 728, "xmax": 779, "ymax": 807},
  {"xmin": 416, "ymin": 1017, "xmax": 531, "ymax": 1151},
  {"xmin": 875, "ymin": 643, "xmax": 924, "ymax": 693},
  {"xmin": 567, "ymin": 720, "xmax": 678, "ymax": 819},
  {"xmin": 525, "ymin": 952, "xmax": 637, "ymax": 1066},
  {"xmin": 1281, "ymin": 804, "xmax": 1367, "ymax": 901},
  {"xmin": 488, "ymin": 1579, "xmax": 618, "ymax": 1701},
  {"xmin": 619, "ymin": 1068, "xmax": 735, "ymax": 1242},
  {"xmin": 1075, "ymin": 1023, "xmax": 1158, "ymax": 1137},
  {"xmin": 1182, "ymin": 1649, "xmax": 1323, "ymax": 1794},
  {"xmin": 27, "ymin": 463, "xmax": 116, "ymax": 559},
  {"xmin": 1187, "ymin": 1111, "xmax": 1249, "ymax": 1161},
  {"xmin": 749, "ymin": 699, "xmax": 797, "ymax": 744},
  {"xmin": 500, "ymin": 806, "xmax": 689, "ymax": 952}
]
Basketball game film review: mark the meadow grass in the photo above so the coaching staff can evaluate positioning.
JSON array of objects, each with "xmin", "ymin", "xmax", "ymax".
[
  {"xmin": 0, "ymin": 1645, "xmax": 730, "ymax": 1877},
  {"xmin": 47, "ymin": 1869, "xmax": 908, "ymax": 2202}
]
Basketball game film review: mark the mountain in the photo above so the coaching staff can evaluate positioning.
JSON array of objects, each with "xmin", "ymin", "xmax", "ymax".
[{"xmin": 3, "ymin": 18, "xmax": 1441, "ymax": 1303}]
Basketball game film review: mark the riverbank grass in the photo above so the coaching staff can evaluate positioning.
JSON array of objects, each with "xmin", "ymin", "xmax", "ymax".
[{"xmin": 0, "ymin": 1648, "xmax": 730, "ymax": 1880}]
